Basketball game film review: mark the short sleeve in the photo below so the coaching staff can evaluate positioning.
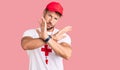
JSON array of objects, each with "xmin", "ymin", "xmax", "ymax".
[
  {"xmin": 58, "ymin": 34, "xmax": 71, "ymax": 45},
  {"xmin": 22, "ymin": 29, "xmax": 38, "ymax": 38},
  {"xmin": 22, "ymin": 29, "xmax": 39, "ymax": 56}
]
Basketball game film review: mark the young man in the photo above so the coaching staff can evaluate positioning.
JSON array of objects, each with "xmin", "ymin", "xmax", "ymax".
[{"xmin": 21, "ymin": 1, "xmax": 72, "ymax": 70}]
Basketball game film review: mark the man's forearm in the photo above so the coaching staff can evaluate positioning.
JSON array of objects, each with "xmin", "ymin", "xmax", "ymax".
[
  {"xmin": 21, "ymin": 35, "xmax": 59, "ymax": 50},
  {"xmin": 47, "ymin": 38, "xmax": 72, "ymax": 59},
  {"xmin": 21, "ymin": 37, "xmax": 45, "ymax": 50}
]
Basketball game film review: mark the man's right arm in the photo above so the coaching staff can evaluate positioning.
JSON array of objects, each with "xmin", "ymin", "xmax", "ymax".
[{"xmin": 21, "ymin": 36, "xmax": 45, "ymax": 50}]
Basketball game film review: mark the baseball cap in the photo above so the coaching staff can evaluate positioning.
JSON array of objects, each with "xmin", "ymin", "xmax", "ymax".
[{"xmin": 46, "ymin": 2, "xmax": 63, "ymax": 15}]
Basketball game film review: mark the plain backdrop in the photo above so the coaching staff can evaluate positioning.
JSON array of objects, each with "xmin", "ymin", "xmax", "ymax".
[{"xmin": 0, "ymin": 0, "xmax": 120, "ymax": 70}]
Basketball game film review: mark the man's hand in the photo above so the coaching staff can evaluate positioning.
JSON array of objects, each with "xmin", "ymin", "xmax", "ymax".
[
  {"xmin": 36, "ymin": 17, "xmax": 72, "ymax": 41},
  {"xmin": 52, "ymin": 26, "xmax": 72, "ymax": 41},
  {"xmin": 36, "ymin": 17, "xmax": 48, "ymax": 40}
]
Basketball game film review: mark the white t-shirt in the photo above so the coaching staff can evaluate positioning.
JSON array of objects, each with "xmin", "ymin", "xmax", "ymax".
[{"xmin": 23, "ymin": 28, "xmax": 71, "ymax": 70}]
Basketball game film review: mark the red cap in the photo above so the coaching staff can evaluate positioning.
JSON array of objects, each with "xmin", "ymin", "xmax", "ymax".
[{"xmin": 46, "ymin": 2, "xmax": 63, "ymax": 15}]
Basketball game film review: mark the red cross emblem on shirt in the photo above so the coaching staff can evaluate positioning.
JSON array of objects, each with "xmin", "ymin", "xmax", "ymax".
[{"xmin": 41, "ymin": 44, "xmax": 52, "ymax": 64}]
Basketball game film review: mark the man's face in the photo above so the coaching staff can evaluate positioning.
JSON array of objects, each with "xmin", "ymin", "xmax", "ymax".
[{"xmin": 44, "ymin": 10, "xmax": 61, "ymax": 31}]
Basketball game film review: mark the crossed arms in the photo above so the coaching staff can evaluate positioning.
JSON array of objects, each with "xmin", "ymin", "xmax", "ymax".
[{"xmin": 21, "ymin": 18, "xmax": 72, "ymax": 59}]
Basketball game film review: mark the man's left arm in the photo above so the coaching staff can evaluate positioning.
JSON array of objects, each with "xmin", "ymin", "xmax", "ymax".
[{"xmin": 47, "ymin": 37, "xmax": 72, "ymax": 60}]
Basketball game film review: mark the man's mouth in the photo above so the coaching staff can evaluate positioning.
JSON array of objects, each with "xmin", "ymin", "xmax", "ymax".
[
  {"xmin": 47, "ymin": 25, "xmax": 52, "ymax": 29},
  {"xmin": 47, "ymin": 22, "xmax": 52, "ymax": 27},
  {"xmin": 46, "ymin": 22, "xmax": 54, "ymax": 30},
  {"xmin": 47, "ymin": 27, "xmax": 54, "ymax": 30}
]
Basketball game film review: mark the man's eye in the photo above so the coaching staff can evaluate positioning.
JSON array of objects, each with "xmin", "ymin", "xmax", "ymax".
[
  {"xmin": 48, "ymin": 15, "xmax": 52, "ymax": 17},
  {"xmin": 54, "ymin": 18, "xmax": 58, "ymax": 20}
]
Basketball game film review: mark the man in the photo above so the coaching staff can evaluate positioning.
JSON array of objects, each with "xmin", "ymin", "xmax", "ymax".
[{"xmin": 21, "ymin": 1, "xmax": 72, "ymax": 70}]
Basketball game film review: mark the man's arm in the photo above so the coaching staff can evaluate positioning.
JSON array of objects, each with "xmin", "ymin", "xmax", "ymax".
[
  {"xmin": 21, "ymin": 35, "xmax": 72, "ymax": 59},
  {"xmin": 21, "ymin": 30, "xmax": 67, "ymax": 50},
  {"xmin": 21, "ymin": 36, "xmax": 45, "ymax": 50},
  {"xmin": 47, "ymin": 38, "xmax": 72, "ymax": 60},
  {"xmin": 21, "ymin": 27, "xmax": 70, "ymax": 50}
]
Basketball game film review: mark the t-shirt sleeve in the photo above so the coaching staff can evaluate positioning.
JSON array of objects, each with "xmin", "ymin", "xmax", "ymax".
[
  {"xmin": 58, "ymin": 34, "xmax": 72, "ymax": 45},
  {"xmin": 22, "ymin": 29, "xmax": 36, "ymax": 56},
  {"xmin": 22, "ymin": 29, "xmax": 36, "ymax": 38}
]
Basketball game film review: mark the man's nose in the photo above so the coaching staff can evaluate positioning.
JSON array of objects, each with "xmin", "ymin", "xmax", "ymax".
[{"xmin": 49, "ymin": 18, "xmax": 54, "ymax": 24}]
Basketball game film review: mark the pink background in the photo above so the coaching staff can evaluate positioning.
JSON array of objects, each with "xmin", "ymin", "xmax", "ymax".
[{"xmin": 0, "ymin": 0, "xmax": 120, "ymax": 70}]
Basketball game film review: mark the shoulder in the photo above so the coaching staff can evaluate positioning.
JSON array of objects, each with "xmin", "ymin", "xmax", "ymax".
[
  {"xmin": 24, "ymin": 29, "xmax": 36, "ymax": 33},
  {"xmin": 64, "ymin": 33, "xmax": 71, "ymax": 40},
  {"xmin": 58, "ymin": 33, "xmax": 71, "ymax": 45},
  {"xmin": 23, "ymin": 28, "xmax": 38, "ymax": 38}
]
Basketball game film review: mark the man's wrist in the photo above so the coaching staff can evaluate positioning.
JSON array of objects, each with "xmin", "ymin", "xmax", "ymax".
[{"xmin": 44, "ymin": 35, "xmax": 51, "ymax": 43}]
